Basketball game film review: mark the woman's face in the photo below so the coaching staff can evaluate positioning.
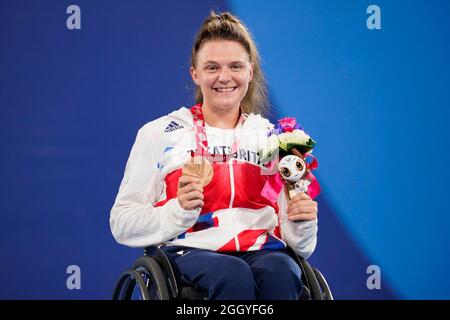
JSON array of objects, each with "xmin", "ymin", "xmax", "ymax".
[{"xmin": 190, "ymin": 40, "xmax": 253, "ymax": 113}]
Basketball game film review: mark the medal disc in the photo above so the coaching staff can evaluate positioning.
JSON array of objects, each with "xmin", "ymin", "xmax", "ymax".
[{"xmin": 182, "ymin": 156, "xmax": 214, "ymax": 187}]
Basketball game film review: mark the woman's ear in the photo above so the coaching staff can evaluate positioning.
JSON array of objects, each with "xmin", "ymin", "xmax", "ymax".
[
  {"xmin": 190, "ymin": 66, "xmax": 200, "ymax": 86},
  {"xmin": 249, "ymin": 62, "xmax": 254, "ymax": 82}
]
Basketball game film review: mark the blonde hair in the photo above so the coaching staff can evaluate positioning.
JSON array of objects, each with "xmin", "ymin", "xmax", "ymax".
[{"xmin": 191, "ymin": 11, "xmax": 269, "ymax": 116}]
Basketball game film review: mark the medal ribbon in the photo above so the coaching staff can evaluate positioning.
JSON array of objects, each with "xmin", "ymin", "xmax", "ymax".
[{"xmin": 190, "ymin": 104, "xmax": 245, "ymax": 163}]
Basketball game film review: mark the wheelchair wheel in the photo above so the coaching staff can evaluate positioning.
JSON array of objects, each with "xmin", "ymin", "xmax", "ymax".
[
  {"xmin": 299, "ymin": 259, "xmax": 324, "ymax": 300},
  {"xmin": 112, "ymin": 256, "xmax": 170, "ymax": 300},
  {"xmin": 313, "ymin": 267, "xmax": 334, "ymax": 300},
  {"xmin": 112, "ymin": 269, "xmax": 150, "ymax": 300}
]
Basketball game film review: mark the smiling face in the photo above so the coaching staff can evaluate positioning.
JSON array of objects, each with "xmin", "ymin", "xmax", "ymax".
[{"xmin": 190, "ymin": 40, "xmax": 254, "ymax": 113}]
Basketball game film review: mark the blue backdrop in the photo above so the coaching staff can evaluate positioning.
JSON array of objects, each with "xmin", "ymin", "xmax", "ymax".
[{"xmin": 0, "ymin": 0, "xmax": 449, "ymax": 299}]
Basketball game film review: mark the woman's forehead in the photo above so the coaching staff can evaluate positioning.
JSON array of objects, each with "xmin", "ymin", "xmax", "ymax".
[{"xmin": 197, "ymin": 40, "xmax": 250, "ymax": 63}]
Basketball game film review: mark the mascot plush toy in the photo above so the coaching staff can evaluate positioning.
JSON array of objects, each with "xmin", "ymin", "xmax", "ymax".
[{"xmin": 260, "ymin": 118, "xmax": 320, "ymax": 201}]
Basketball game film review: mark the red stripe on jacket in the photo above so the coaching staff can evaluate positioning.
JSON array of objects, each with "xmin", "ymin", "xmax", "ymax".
[{"xmin": 154, "ymin": 161, "xmax": 279, "ymax": 214}]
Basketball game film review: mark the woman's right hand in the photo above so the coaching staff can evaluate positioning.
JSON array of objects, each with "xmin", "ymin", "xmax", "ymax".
[{"xmin": 177, "ymin": 175, "xmax": 204, "ymax": 211}]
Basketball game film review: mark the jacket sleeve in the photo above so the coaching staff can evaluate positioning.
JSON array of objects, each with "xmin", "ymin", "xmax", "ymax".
[
  {"xmin": 277, "ymin": 190, "xmax": 318, "ymax": 259},
  {"xmin": 109, "ymin": 126, "xmax": 200, "ymax": 248}
]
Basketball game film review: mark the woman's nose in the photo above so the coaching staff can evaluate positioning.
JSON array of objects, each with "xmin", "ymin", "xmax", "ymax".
[{"xmin": 218, "ymin": 67, "xmax": 231, "ymax": 83}]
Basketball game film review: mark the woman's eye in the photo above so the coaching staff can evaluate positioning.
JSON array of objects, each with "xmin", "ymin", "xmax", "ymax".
[{"xmin": 231, "ymin": 64, "xmax": 242, "ymax": 70}]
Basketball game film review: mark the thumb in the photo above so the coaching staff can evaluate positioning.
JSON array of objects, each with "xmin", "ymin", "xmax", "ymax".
[
  {"xmin": 298, "ymin": 192, "xmax": 311, "ymax": 200},
  {"xmin": 291, "ymin": 192, "xmax": 309, "ymax": 203}
]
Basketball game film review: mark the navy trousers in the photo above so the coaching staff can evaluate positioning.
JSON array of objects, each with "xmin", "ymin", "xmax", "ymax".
[{"xmin": 161, "ymin": 246, "xmax": 303, "ymax": 300}]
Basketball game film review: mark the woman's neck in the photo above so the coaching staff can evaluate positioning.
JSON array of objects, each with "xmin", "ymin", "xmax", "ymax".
[{"xmin": 201, "ymin": 103, "xmax": 241, "ymax": 129}]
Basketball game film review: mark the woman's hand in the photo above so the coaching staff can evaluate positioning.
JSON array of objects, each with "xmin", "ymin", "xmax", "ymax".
[
  {"xmin": 286, "ymin": 192, "xmax": 318, "ymax": 221},
  {"xmin": 177, "ymin": 175, "xmax": 204, "ymax": 211}
]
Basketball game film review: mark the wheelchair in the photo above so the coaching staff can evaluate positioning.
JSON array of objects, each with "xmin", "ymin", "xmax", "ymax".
[{"xmin": 112, "ymin": 245, "xmax": 333, "ymax": 300}]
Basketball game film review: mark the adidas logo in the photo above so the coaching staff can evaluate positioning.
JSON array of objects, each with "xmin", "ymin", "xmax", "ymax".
[{"xmin": 164, "ymin": 121, "xmax": 184, "ymax": 133}]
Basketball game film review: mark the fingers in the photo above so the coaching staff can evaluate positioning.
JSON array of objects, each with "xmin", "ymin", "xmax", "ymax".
[
  {"xmin": 287, "ymin": 195, "xmax": 318, "ymax": 221},
  {"xmin": 287, "ymin": 200, "xmax": 317, "ymax": 214},
  {"xmin": 288, "ymin": 212, "xmax": 317, "ymax": 221},
  {"xmin": 177, "ymin": 176, "xmax": 205, "ymax": 211},
  {"xmin": 287, "ymin": 204, "xmax": 317, "ymax": 221},
  {"xmin": 178, "ymin": 175, "xmax": 201, "ymax": 188},
  {"xmin": 287, "ymin": 207, "xmax": 317, "ymax": 219},
  {"xmin": 179, "ymin": 182, "xmax": 203, "ymax": 194},
  {"xmin": 180, "ymin": 190, "xmax": 204, "ymax": 202},
  {"xmin": 178, "ymin": 191, "xmax": 204, "ymax": 211},
  {"xmin": 179, "ymin": 199, "xmax": 205, "ymax": 211}
]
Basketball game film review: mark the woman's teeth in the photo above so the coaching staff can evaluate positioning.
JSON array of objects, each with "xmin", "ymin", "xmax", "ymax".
[{"xmin": 214, "ymin": 87, "xmax": 236, "ymax": 92}]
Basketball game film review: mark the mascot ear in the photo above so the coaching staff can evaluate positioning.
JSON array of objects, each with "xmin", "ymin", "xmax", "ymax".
[{"xmin": 290, "ymin": 147, "xmax": 304, "ymax": 159}]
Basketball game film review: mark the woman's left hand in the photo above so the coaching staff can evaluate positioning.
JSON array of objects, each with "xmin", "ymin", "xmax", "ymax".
[{"xmin": 286, "ymin": 192, "xmax": 318, "ymax": 221}]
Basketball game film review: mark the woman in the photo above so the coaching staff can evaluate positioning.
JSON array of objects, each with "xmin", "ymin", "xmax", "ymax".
[{"xmin": 110, "ymin": 12, "xmax": 318, "ymax": 300}]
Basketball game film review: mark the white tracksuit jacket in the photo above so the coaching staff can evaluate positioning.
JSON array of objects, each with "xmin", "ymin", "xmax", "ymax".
[{"xmin": 110, "ymin": 106, "xmax": 318, "ymax": 258}]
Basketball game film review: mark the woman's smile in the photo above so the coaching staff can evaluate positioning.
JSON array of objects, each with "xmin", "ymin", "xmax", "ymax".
[{"xmin": 213, "ymin": 86, "xmax": 238, "ymax": 93}]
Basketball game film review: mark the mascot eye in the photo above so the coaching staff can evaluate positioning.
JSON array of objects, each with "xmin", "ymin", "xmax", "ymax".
[
  {"xmin": 281, "ymin": 167, "xmax": 291, "ymax": 177},
  {"xmin": 296, "ymin": 160, "xmax": 304, "ymax": 171}
]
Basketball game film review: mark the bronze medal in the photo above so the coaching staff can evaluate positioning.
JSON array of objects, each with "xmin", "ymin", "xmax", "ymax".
[{"xmin": 182, "ymin": 156, "xmax": 214, "ymax": 187}]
